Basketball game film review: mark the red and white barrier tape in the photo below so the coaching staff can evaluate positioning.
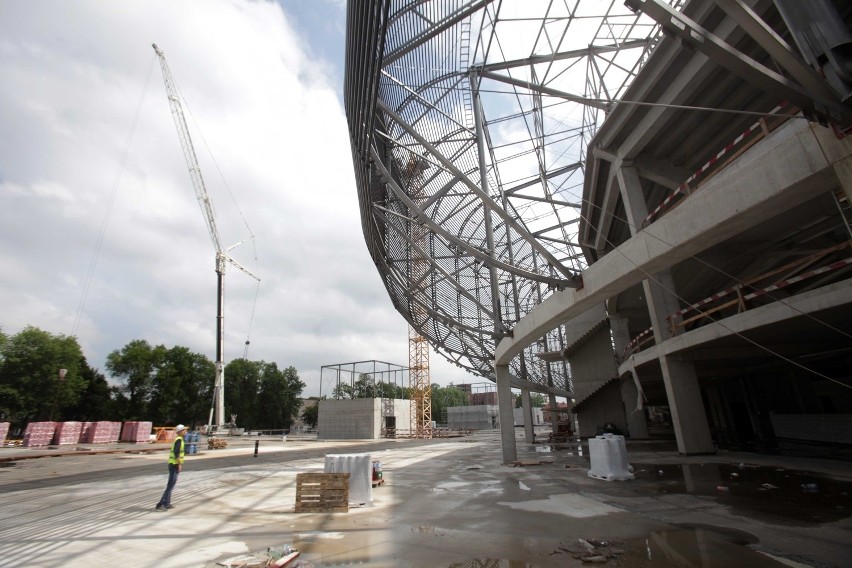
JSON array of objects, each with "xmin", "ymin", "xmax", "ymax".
[
  {"xmin": 644, "ymin": 103, "xmax": 787, "ymax": 225},
  {"xmin": 625, "ymin": 256, "xmax": 851, "ymax": 353}
]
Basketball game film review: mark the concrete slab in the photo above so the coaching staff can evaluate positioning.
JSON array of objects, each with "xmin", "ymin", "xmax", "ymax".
[{"xmin": 0, "ymin": 432, "xmax": 849, "ymax": 567}]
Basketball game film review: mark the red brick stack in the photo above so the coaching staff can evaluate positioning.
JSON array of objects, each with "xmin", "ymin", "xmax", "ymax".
[
  {"xmin": 52, "ymin": 421, "xmax": 83, "ymax": 445},
  {"xmin": 23, "ymin": 422, "xmax": 57, "ymax": 447},
  {"xmin": 81, "ymin": 421, "xmax": 121, "ymax": 443},
  {"xmin": 120, "ymin": 421, "xmax": 153, "ymax": 443}
]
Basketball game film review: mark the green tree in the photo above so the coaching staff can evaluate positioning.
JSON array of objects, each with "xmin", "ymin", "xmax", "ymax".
[
  {"xmin": 353, "ymin": 373, "xmax": 378, "ymax": 398},
  {"xmin": 376, "ymin": 380, "xmax": 408, "ymax": 399},
  {"xmin": 149, "ymin": 346, "xmax": 214, "ymax": 427},
  {"xmin": 224, "ymin": 358, "xmax": 263, "ymax": 429},
  {"xmin": 257, "ymin": 364, "xmax": 305, "ymax": 429},
  {"xmin": 431, "ymin": 385, "xmax": 468, "ymax": 425},
  {"xmin": 66, "ymin": 359, "xmax": 115, "ymax": 421},
  {"xmin": 106, "ymin": 340, "xmax": 161, "ymax": 420},
  {"xmin": 514, "ymin": 392, "xmax": 546, "ymax": 408},
  {"xmin": 0, "ymin": 326, "xmax": 86, "ymax": 426},
  {"xmin": 301, "ymin": 400, "xmax": 319, "ymax": 429},
  {"xmin": 332, "ymin": 380, "xmax": 354, "ymax": 399}
]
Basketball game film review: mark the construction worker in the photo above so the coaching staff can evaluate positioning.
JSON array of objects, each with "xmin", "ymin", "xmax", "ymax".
[{"xmin": 155, "ymin": 424, "xmax": 188, "ymax": 511}]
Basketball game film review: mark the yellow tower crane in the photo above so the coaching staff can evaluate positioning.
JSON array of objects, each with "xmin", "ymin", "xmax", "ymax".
[{"xmin": 405, "ymin": 155, "xmax": 432, "ymax": 438}]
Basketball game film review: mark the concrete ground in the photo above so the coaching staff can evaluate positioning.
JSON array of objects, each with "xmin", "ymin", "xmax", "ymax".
[{"xmin": 0, "ymin": 430, "xmax": 849, "ymax": 567}]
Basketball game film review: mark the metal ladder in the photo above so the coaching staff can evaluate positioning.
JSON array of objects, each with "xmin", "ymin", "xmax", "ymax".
[{"xmin": 460, "ymin": 18, "xmax": 475, "ymax": 130}]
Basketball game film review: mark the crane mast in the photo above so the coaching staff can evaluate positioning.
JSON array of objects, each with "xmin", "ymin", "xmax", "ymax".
[{"xmin": 152, "ymin": 43, "xmax": 258, "ymax": 431}]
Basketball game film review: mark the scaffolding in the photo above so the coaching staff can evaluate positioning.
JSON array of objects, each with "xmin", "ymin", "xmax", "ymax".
[{"xmin": 319, "ymin": 360, "xmax": 409, "ymax": 438}]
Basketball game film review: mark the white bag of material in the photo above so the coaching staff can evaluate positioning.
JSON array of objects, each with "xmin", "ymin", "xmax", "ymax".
[
  {"xmin": 587, "ymin": 434, "xmax": 634, "ymax": 481},
  {"xmin": 324, "ymin": 453, "xmax": 373, "ymax": 505}
]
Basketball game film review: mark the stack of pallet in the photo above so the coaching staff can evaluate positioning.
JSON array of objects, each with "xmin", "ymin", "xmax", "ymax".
[
  {"xmin": 53, "ymin": 421, "xmax": 83, "ymax": 445},
  {"xmin": 120, "ymin": 421, "xmax": 153, "ymax": 443},
  {"xmin": 0, "ymin": 422, "xmax": 9, "ymax": 444},
  {"xmin": 23, "ymin": 422, "xmax": 57, "ymax": 447},
  {"xmin": 81, "ymin": 421, "xmax": 121, "ymax": 443},
  {"xmin": 295, "ymin": 473, "xmax": 350, "ymax": 513},
  {"xmin": 207, "ymin": 438, "xmax": 228, "ymax": 449}
]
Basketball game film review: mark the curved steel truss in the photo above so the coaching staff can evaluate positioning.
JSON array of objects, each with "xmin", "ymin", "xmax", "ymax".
[{"xmin": 344, "ymin": 0, "xmax": 672, "ymax": 392}]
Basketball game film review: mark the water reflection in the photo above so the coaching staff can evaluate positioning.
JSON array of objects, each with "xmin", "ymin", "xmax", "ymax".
[
  {"xmin": 447, "ymin": 560, "xmax": 530, "ymax": 567},
  {"xmin": 551, "ymin": 526, "xmax": 782, "ymax": 567},
  {"xmin": 634, "ymin": 462, "xmax": 851, "ymax": 523}
]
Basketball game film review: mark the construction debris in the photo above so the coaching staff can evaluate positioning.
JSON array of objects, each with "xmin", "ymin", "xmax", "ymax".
[
  {"xmin": 510, "ymin": 460, "xmax": 547, "ymax": 467},
  {"xmin": 208, "ymin": 438, "xmax": 229, "ymax": 450},
  {"xmin": 552, "ymin": 538, "xmax": 625, "ymax": 564},
  {"xmin": 217, "ymin": 546, "xmax": 300, "ymax": 568}
]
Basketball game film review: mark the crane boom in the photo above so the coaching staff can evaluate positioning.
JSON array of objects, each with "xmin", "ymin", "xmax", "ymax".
[
  {"xmin": 152, "ymin": 43, "xmax": 222, "ymax": 253},
  {"xmin": 152, "ymin": 43, "xmax": 259, "ymax": 431}
]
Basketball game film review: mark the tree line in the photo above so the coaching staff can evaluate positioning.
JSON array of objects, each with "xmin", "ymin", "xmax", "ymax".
[
  {"xmin": 0, "ymin": 326, "xmax": 305, "ymax": 433},
  {"xmin": 1, "ymin": 326, "xmax": 541, "ymax": 436}
]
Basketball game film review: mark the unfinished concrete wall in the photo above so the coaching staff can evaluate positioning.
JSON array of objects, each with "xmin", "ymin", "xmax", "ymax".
[
  {"xmin": 385, "ymin": 399, "xmax": 413, "ymax": 437},
  {"xmin": 318, "ymin": 398, "xmax": 379, "ymax": 439},
  {"xmin": 448, "ymin": 405, "xmax": 499, "ymax": 430},
  {"xmin": 513, "ymin": 407, "xmax": 544, "ymax": 426},
  {"xmin": 568, "ymin": 325, "xmax": 619, "ymax": 403},
  {"xmin": 318, "ymin": 399, "xmax": 412, "ymax": 439},
  {"xmin": 575, "ymin": 381, "xmax": 628, "ymax": 438}
]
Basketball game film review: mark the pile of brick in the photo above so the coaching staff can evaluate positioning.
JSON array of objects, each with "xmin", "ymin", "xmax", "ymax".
[
  {"xmin": 0, "ymin": 422, "xmax": 9, "ymax": 444},
  {"xmin": 53, "ymin": 421, "xmax": 83, "ymax": 445},
  {"xmin": 81, "ymin": 421, "xmax": 121, "ymax": 443},
  {"xmin": 23, "ymin": 422, "xmax": 57, "ymax": 447},
  {"xmin": 120, "ymin": 421, "xmax": 153, "ymax": 443}
]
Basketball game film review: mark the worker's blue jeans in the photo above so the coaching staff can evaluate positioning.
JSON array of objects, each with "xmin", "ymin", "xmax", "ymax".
[{"xmin": 158, "ymin": 464, "xmax": 180, "ymax": 507}]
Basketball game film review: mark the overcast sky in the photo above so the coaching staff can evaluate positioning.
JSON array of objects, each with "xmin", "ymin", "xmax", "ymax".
[{"xmin": 0, "ymin": 0, "xmax": 481, "ymax": 397}]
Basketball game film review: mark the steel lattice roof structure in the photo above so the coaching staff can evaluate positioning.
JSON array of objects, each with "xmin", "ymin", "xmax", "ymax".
[{"xmin": 344, "ymin": 0, "xmax": 676, "ymax": 395}]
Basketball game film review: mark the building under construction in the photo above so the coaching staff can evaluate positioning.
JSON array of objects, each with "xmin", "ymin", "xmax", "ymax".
[{"xmin": 344, "ymin": 0, "xmax": 852, "ymax": 462}]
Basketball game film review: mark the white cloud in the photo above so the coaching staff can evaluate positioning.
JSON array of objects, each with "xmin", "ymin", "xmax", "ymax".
[{"xmin": 0, "ymin": 0, "xmax": 480, "ymax": 399}]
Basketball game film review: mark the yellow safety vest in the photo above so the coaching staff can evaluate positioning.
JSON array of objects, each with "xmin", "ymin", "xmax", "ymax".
[{"xmin": 168, "ymin": 435, "xmax": 185, "ymax": 465}]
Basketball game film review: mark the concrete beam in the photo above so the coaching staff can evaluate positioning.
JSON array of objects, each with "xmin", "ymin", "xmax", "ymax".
[
  {"xmin": 618, "ymin": 278, "xmax": 852, "ymax": 374},
  {"xmin": 496, "ymin": 119, "xmax": 841, "ymax": 366}
]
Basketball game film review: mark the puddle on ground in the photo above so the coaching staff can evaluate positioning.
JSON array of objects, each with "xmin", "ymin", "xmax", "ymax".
[
  {"xmin": 447, "ymin": 561, "xmax": 530, "ymax": 567},
  {"xmin": 231, "ymin": 524, "xmax": 784, "ymax": 568},
  {"xmin": 552, "ymin": 525, "xmax": 787, "ymax": 567},
  {"xmin": 633, "ymin": 462, "xmax": 851, "ymax": 523}
]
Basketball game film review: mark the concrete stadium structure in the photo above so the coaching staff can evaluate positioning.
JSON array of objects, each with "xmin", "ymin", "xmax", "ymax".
[{"xmin": 344, "ymin": 0, "xmax": 852, "ymax": 462}]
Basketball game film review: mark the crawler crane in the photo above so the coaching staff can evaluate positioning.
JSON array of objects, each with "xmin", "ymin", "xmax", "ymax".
[{"xmin": 152, "ymin": 43, "xmax": 260, "ymax": 430}]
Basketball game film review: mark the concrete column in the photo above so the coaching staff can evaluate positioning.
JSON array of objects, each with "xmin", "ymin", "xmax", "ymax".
[
  {"xmin": 830, "ymin": 150, "xmax": 852, "ymax": 204},
  {"xmin": 495, "ymin": 364, "xmax": 517, "ymax": 463},
  {"xmin": 659, "ymin": 354, "xmax": 714, "ymax": 453},
  {"xmin": 548, "ymin": 393, "xmax": 559, "ymax": 434},
  {"xmin": 521, "ymin": 388, "xmax": 534, "ymax": 443},
  {"xmin": 620, "ymin": 378, "xmax": 649, "ymax": 439},
  {"xmin": 620, "ymin": 165, "xmax": 714, "ymax": 455},
  {"xmin": 610, "ymin": 304, "xmax": 649, "ymax": 438},
  {"xmin": 608, "ymin": 307, "xmax": 631, "ymax": 364}
]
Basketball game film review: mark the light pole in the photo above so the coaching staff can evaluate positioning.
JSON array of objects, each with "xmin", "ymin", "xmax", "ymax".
[{"xmin": 51, "ymin": 369, "xmax": 67, "ymax": 421}]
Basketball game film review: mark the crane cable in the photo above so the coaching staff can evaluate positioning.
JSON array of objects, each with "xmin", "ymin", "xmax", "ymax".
[
  {"xmin": 174, "ymin": 67, "xmax": 261, "ymax": 360},
  {"xmin": 73, "ymin": 56, "xmax": 156, "ymax": 337}
]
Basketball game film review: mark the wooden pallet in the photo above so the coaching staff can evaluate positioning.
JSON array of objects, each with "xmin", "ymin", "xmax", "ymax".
[{"xmin": 295, "ymin": 473, "xmax": 349, "ymax": 513}]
